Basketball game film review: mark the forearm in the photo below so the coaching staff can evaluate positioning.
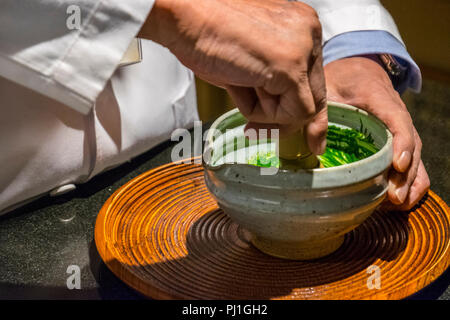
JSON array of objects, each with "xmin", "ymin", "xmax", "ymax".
[
  {"xmin": 139, "ymin": 0, "xmax": 211, "ymax": 52},
  {"xmin": 138, "ymin": 0, "xmax": 181, "ymax": 46}
]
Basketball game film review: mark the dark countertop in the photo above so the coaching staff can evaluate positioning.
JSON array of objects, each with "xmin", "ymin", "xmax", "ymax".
[{"xmin": 0, "ymin": 79, "xmax": 448, "ymax": 300}]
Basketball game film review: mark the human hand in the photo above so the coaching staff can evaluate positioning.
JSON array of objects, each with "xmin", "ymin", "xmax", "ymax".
[
  {"xmin": 139, "ymin": 0, "xmax": 328, "ymax": 155},
  {"xmin": 324, "ymin": 56, "xmax": 430, "ymax": 210}
]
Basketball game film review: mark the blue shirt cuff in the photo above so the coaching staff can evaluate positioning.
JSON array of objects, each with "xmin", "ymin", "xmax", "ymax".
[{"xmin": 323, "ymin": 30, "xmax": 422, "ymax": 94}]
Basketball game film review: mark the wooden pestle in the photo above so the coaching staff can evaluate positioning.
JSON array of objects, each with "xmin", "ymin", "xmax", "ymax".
[{"xmin": 278, "ymin": 129, "xmax": 320, "ymax": 169}]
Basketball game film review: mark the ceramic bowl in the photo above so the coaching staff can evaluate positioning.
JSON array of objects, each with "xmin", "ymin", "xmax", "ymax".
[{"xmin": 202, "ymin": 101, "xmax": 393, "ymax": 260}]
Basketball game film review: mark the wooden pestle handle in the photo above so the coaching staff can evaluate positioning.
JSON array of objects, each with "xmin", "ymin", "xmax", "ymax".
[{"xmin": 278, "ymin": 130, "xmax": 320, "ymax": 169}]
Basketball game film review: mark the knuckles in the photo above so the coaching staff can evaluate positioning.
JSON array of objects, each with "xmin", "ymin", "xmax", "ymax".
[
  {"xmin": 290, "ymin": 1, "xmax": 321, "ymax": 22},
  {"xmin": 256, "ymin": 2, "xmax": 323, "ymax": 85},
  {"xmin": 301, "ymin": 106, "xmax": 317, "ymax": 122},
  {"xmin": 290, "ymin": 2, "xmax": 322, "ymax": 39}
]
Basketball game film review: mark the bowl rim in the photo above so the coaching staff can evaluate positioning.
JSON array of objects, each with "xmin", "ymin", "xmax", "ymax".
[{"xmin": 202, "ymin": 101, "xmax": 393, "ymax": 189}]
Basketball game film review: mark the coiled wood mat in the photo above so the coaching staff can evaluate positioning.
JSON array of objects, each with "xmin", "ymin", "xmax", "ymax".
[{"xmin": 95, "ymin": 161, "xmax": 450, "ymax": 300}]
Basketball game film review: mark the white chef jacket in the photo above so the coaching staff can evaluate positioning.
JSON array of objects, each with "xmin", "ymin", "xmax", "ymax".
[{"xmin": 0, "ymin": 0, "xmax": 404, "ymax": 214}]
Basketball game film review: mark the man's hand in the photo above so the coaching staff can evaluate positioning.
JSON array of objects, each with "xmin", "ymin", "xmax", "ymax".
[
  {"xmin": 324, "ymin": 56, "xmax": 430, "ymax": 210},
  {"xmin": 139, "ymin": 0, "xmax": 328, "ymax": 155}
]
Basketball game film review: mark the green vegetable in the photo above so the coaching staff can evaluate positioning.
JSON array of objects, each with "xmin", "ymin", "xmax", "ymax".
[
  {"xmin": 247, "ymin": 123, "xmax": 379, "ymax": 169},
  {"xmin": 248, "ymin": 151, "xmax": 280, "ymax": 168},
  {"xmin": 318, "ymin": 124, "xmax": 379, "ymax": 168}
]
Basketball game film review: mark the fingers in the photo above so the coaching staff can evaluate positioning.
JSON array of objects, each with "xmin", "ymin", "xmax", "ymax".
[
  {"xmin": 227, "ymin": 80, "xmax": 319, "ymax": 128},
  {"xmin": 255, "ymin": 87, "xmax": 278, "ymax": 121},
  {"xmin": 227, "ymin": 65, "xmax": 327, "ymax": 155},
  {"xmin": 383, "ymin": 160, "xmax": 430, "ymax": 211},
  {"xmin": 308, "ymin": 49, "xmax": 327, "ymax": 114},
  {"xmin": 225, "ymin": 85, "xmax": 257, "ymax": 118},
  {"xmin": 397, "ymin": 161, "xmax": 430, "ymax": 210},
  {"xmin": 383, "ymin": 105, "xmax": 416, "ymax": 173},
  {"xmin": 331, "ymin": 95, "xmax": 424, "ymax": 209},
  {"xmin": 276, "ymin": 74, "xmax": 316, "ymax": 125},
  {"xmin": 226, "ymin": 85, "xmax": 288, "ymax": 137},
  {"xmin": 304, "ymin": 53, "xmax": 327, "ymax": 155},
  {"xmin": 226, "ymin": 85, "xmax": 293, "ymax": 125},
  {"xmin": 362, "ymin": 97, "xmax": 417, "ymax": 207},
  {"xmin": 322, "ymin": 56, "xmax": 430, "ymax": 212},
  {"xmin": 304, "ymin": 106, "xmax": 328, "ymax": 155},
  {"xmin": 271, "ymin": 69, "xmax": 327, "ymax": 155},
  {"xmin": 239, "ymin": 75, "xmax": 317, "ymax": 126},
  {"xmin": 387, "ymin": 128, "xmax": 422, "ymax": 205},
  {"xmin": 244, "ymin": 121, "xmax": 282, "ymax": 140}
]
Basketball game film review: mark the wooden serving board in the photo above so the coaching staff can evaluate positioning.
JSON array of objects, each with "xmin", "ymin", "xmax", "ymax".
[{"xmin": 95, "ymin": 161, "xmax": 450, "ymax": 299}]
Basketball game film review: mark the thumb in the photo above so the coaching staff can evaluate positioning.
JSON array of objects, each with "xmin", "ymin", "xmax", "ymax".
[{"xmin": 304, "ymin": 106, "xmax": 328, "ymax": 155}]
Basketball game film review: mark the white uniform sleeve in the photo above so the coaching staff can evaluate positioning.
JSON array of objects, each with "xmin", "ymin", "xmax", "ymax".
[
  {"xmin": 302, "ymin": 0, "xmax": 403, "ymax": 45},
  {"xmin": 0, "ymin": 0, "xmax": 155, "ymax": 114}
]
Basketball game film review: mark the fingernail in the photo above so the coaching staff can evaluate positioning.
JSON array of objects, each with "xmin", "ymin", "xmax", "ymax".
[
  {"xmin": 397, "ymin": 151, "xmax": 412, "ymax": 172},
  {"xmin": 395, "ymin": 185, "xmax": 408, "ymax": 204}
]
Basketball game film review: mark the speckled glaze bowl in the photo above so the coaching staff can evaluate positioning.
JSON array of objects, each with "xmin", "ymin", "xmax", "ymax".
[{"xmin": 203, "ymin": 101, "xmax": 393, "ymax": 260}]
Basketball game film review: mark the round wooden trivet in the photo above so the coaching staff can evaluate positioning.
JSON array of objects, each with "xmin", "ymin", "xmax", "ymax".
[{"xmin": 95, "ymin": 161, "xmax": 450, "ymax": 299}]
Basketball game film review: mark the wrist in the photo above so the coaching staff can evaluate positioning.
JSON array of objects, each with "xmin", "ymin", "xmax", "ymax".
[
  {"xmin": 339, "ymin": 55, "xmax": 393, "ymax": 84},
  {"xmin": 353, "ymin": 54, "xmax": 383, "ymax": 66},
  {"xmin": 324, "ymin": 56, "xmax": 394, "ymax": 96},
  {"xmin": 138, "ymin": 0, "xmax": 186, "ymax": 47},
  {"xmin": 351, "ymin": 54, "xmax": 408, "ymax": 90}
]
